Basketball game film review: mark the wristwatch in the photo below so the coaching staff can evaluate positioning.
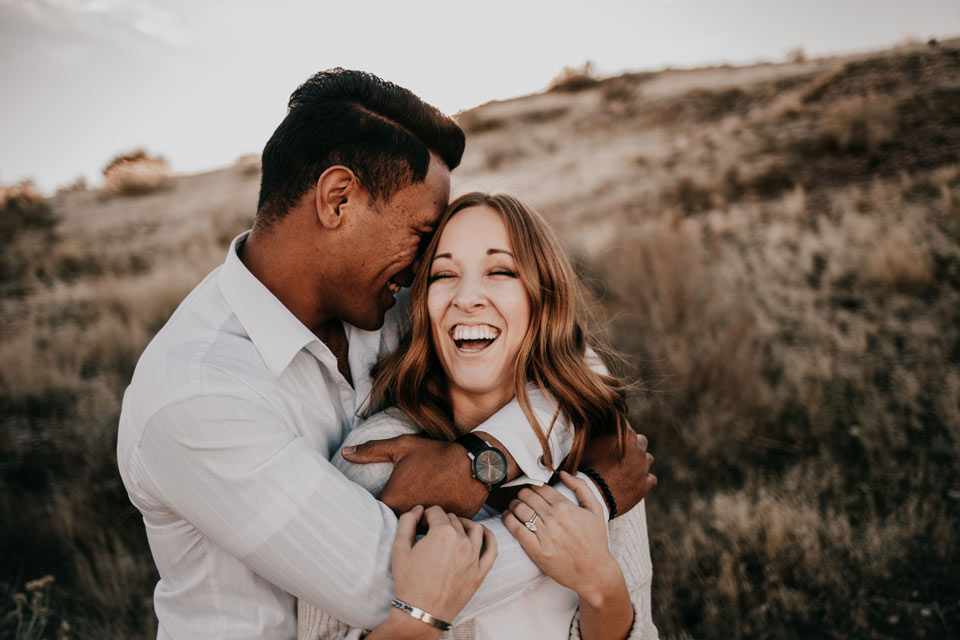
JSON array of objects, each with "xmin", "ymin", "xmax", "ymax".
[{"xmin": 455, "ymin": 433, "xmax": 508, "ymax": 491}]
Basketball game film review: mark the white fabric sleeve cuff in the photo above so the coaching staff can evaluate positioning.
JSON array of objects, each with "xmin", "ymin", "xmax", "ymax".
[{"xmin": 473, "ymin": 385, "xmax": 573, "ymax": 485}]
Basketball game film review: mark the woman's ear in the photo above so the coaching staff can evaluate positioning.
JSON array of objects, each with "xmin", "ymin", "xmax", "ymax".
[{"xmin": 315, "ymin": 166, "xmax": 355, "ymax": 230}]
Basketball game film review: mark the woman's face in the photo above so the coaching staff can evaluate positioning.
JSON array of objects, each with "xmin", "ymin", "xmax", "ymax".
[{"xmin": 427, "ymin": 205, "xmax": 531, "ymax": 403}]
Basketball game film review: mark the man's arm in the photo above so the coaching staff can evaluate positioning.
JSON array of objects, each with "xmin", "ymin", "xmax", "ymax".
[
  {"xmin": 129, "ymin": 394, "xmax": 548, "ymax": 629},
  {"xmin": 343, "ymin": 386, "xmax": 569, "ymax": 516}
]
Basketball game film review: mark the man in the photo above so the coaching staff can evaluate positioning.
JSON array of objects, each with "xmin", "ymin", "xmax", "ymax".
[{"xmin": 117, "ymin": 69, "xmax": 655, "ymax": 638}]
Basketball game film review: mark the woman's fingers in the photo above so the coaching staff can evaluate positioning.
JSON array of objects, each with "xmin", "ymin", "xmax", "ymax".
[
  {"xmin": 461, "ymin": 517, "xmax": 484, "ymax": 550},
  {"xmin": 515, "ymin": 486, "xmax": 553, "ymax": 516},
  {"xmin": 530, "ymin": 483, "xmax": 566, "ymax": 506},
  {"xmin": 502, "ymin": 509, "xmax": 540, "ymax": 550},
  {"xmin": 422, "ymin": 504, "xmax": 450, "ymax": 529},
  {"xmin": 393, "ymin": 505, "xmax": 424, "ymax": 554},
  {"xmin": 477, "ymin": 524, "xmax": 498, "ymax": 576},
  {"xmin": 558, "ymin": 470, "xmax": 603, "ymax": 516}
]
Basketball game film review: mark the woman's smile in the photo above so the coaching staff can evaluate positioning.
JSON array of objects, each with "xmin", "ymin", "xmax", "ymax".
[{"xmin": 449, "ymin": 323, "xmax": 502, "ymax": 353}]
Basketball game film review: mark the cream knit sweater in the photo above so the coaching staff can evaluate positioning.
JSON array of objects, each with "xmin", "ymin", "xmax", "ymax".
[{"xmin": 298, "ymin": 408, "xmax": 657, "ymax": 640}]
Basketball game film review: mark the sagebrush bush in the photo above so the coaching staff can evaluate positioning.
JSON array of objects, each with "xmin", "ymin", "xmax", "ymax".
[
  {"xmin": 816, "ymin": 91, "xmax": 898, "ymax": 154},
  {"xmin": 548, "ymin": 61, "xmax": 600, "ymax": 92},
  {"xmin": 0, "ymin": 179, "xmax": 57, "ymax": 244},
  {"xmin": 102, "ymin": 149, "xmax": 172, "ymax": 196}
]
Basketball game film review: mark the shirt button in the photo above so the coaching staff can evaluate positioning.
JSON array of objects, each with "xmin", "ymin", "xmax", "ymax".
[{"xmin": 538, "ymin": 455, "xmax": 547, "ymax": 468}]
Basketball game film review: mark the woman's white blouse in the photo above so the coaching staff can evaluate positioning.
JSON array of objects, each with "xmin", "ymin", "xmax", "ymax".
[{"xmin": 298, "ymin": 408, "xmax": 658, "ymax": 640}]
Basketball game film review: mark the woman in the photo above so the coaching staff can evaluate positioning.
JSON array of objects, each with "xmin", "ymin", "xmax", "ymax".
[{"xmin": 300, "ymin": 193, "xmax": 656, "ymax": 639}]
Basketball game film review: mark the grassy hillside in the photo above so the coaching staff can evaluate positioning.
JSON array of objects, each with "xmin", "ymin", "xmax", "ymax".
[{"xmin": 2, "ymin": 39, "xmax": 959, "ymax": 638}]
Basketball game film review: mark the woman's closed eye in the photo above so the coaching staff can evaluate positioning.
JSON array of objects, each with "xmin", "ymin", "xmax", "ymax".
[
  {"xmin": 489, "ymin": 267, "xmax": 517, "ymax": 277},
  {"xmin": 429, "ymin": 271, "xmax": 456, "ymax": 283}
]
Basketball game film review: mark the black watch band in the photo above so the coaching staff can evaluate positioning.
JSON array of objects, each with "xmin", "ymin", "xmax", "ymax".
[{"xmin": 455, "ymin": 433, "xmax": 508, "ymax": 491}]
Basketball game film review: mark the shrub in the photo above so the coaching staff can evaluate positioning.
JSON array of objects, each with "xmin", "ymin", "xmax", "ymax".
[
  {"xmin": 861, "ymin": 229, "xmax": 933, "ymax": 292},
  {"xmin": 102, "ymin": 149, "xmax": 172, "ymax": 196},
  {"xmin": 0, "ymin": 179, "xmax": 57, "ymax": 244},
  {"xmin": 816, "ymin": 92, "xmax": 898, "ymax": 154},
  {"xmin": 234, "ymin": 153, "xmax": 261, "ymax": 177},
  {"xmin": 549, "ymin": 61, "xmax": 600, "ymax": 93}
]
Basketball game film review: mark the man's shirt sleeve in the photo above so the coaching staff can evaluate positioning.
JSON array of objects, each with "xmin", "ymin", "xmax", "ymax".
[{"xmin": 128, "ymin": 393, "xmax": 548, "ymax": 628}]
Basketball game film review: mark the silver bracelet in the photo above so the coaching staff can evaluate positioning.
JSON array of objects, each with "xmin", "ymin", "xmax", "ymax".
[{"xmin": 390, "ymin": 598, "xmax": 453, "ymax": 631}]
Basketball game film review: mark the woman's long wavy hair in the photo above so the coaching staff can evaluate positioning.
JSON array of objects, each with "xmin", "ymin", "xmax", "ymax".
[{"xmin": 368, "ymin": 192, "xmax": 632, "ymax": 472}]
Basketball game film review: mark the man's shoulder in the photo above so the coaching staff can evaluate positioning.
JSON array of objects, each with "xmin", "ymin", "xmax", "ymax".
[{"xmin": 118, "ymin": 269, "xmax": 271, "ymax": 440}]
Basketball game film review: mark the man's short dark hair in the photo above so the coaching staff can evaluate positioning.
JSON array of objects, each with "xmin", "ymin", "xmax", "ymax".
[{"xmin": 256, "ymin": 69, "xmax": 465, "ymax": 222}]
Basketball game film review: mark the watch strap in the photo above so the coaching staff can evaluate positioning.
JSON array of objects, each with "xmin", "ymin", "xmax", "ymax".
[{"xmin": 455, "ymin": 433, "xmax": 489, "ymax": 458}]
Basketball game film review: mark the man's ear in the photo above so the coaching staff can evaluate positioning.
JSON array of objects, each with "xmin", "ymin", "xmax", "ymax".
[{"xmin": 315, "ymin": 166, "xmax": 356, "ymax": 230}]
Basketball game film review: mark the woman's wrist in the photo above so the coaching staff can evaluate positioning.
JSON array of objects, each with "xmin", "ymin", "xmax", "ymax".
[{"xmin": 577, "ymin": 556, "xmax": 628, "ymax": 609}]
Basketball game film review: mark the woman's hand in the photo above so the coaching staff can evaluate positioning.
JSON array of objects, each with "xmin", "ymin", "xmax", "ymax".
[
  {"xmin": 502, "ymin": 471, "xmax": 634, "ymax": 640},
  {"xmin": 502, "ymin": 471, "xmax": 621, "ymax": 599},
  {"xmin": 385, "ymin": 504, "xmax": 497, "ymax": 636}
]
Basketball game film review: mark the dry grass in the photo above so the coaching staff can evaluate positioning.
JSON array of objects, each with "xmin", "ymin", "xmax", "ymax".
[
  {"xmin": 102, "ymin": 149, "xmax": 173, "ymax": 197},
  {"xmin": 816, "ymin": 91, "xmax": 898, "ymax": 154},
  {"xmin": 4, "ymin": 40, "xmax": 960, "ymax": 639}
]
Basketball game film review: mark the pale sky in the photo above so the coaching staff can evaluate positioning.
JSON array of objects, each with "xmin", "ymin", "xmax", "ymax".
[{"xmin": 2, "ymin": 0, "xmax": 958, "ymax": 193}]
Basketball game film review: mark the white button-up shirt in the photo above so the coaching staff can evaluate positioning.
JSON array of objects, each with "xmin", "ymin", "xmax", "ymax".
[{"xmin": 117, "ymin": 232, "xmax": 584, "ymax": 639}]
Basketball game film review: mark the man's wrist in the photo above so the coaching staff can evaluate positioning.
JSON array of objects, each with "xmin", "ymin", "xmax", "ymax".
[
  {"xmin": 472, "ymin": 431, "xmax": 521, "ymax": 480},
  {"xmin": 377, "ymin": 607, "xmax": 445, "ymax": 640}
]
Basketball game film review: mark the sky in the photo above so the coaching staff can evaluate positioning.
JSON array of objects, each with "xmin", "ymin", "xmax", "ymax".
[{"xmin": 2, "ymin": 0, "xmax": 958, "ymax": 193}]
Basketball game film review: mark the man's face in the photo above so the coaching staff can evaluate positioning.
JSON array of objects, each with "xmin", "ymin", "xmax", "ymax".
[{"xmin": 336, "ymin": 153, "xmax": 451, "ymax": 330}]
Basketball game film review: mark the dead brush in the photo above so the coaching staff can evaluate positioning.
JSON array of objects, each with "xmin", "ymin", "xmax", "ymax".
[
  {"xmin": 594, "ymin": 222, "xmax": 769, "ymax": 480},
  {"xmin": 815, "ymin": 91, "xmax": 898, "ymax": 155},
  {"xmin": 102, "ymin": 149, "xmax": 173, "ymax": 197},
  {"xmin": 0, "ymin": 179, "xmax": 57, "ymax": 243},
  {"xmin": 861, "ymin": 228, "xmax": 933, "ymax": 292}
]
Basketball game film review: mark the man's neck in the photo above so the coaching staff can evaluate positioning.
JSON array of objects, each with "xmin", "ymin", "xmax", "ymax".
[
  {"xmin": 241, "ymin": 225, "xmax": 353, "ymax": 385},
  {"xmin": 240, "ymin": 225, "xmax": 332, "ymax": 336}
]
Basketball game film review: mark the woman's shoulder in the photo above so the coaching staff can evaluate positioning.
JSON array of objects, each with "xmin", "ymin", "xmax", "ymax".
[{"xmin": 341, "ymin": 407, "xmax": 420, "ymax": 448}]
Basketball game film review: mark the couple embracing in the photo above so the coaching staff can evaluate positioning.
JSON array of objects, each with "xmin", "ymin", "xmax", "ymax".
[{"xmin": 117, "ymin": 69, "xmax": 658, "ymax": 639}]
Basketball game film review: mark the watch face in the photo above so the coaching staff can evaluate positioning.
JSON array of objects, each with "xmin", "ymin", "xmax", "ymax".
[{"xmin": 474, "ymin": 449, "xmax": 508, "ymax": 485}]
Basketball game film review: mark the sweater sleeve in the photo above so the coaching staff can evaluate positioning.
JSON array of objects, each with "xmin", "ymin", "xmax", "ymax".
[{"xmin": 567, "ymin": 500, "xmax": 658, "ymax": 640}]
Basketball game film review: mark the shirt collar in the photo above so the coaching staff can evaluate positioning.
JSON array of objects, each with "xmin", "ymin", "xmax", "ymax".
[{"xmin": 217, "ymin": 231, "xmax": 321, "ymax": 377}]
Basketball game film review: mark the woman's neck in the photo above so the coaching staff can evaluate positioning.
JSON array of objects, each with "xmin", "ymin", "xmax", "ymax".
[{"xmin": 448, "ymin": 385, "xmax": 515, "ymax": 435}]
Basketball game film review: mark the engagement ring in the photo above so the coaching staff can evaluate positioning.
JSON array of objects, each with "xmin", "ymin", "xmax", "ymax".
[{"xmin": 524, "ymin": 512, "xmax": 539, "ymax": 532}]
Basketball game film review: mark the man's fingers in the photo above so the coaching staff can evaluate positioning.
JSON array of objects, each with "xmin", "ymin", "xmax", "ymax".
[
  {"xmin": 559, "ymin": 470, "xmax": 603, "ymax": 516},
  {"xmin": 341, "ymin": 435, "xmax": 409, "ymax": 463},
  {"xmin": 393, "ymin": 505, "xmax": 423, "ymax": 553}
]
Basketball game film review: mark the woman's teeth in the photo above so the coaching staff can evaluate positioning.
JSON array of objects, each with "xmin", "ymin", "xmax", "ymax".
[{"xmin": 451, "ymin": 325, "xmax": 500, "ymax": 352}]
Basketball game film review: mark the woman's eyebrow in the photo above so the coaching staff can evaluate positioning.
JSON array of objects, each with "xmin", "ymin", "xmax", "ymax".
[{"xmin": 432, "ymin": 248, "xmax": 513, "ymax": 262}]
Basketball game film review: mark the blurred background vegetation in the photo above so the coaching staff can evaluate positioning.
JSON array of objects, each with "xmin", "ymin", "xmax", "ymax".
[{"xmin": 2, "ymin": 39, "xmax": 959, "ymax": 638}]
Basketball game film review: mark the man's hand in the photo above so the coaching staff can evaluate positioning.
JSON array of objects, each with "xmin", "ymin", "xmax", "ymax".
[
  {"xmin": 580, "ymin": 431, "xmax": 657, "ymax": 517},
  {"xmin": 342, "ymin": 435, "xmax": 512, "ymax": 517}
]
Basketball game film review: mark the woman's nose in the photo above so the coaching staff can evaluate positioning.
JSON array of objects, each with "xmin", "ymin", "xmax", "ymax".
[{"xmin": 452, "ymin": 274, "xmax": 486, "ymax": 311}]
